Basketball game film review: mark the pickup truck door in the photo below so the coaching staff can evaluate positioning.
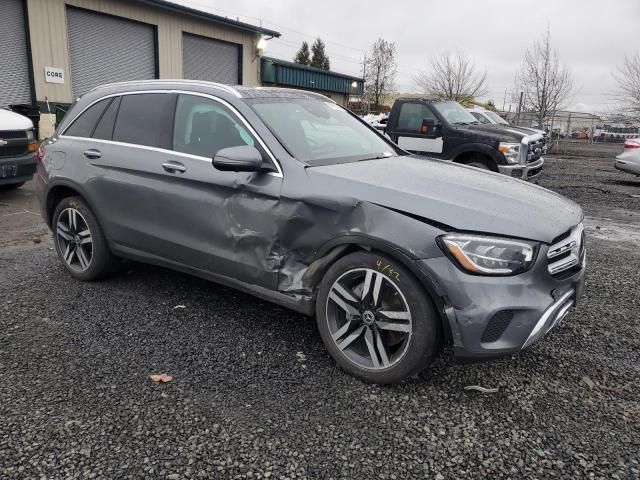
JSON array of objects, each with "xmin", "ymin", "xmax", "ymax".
[{"xmin": 388, "ymin": 101, "xmax": 444, "ymax": 155}]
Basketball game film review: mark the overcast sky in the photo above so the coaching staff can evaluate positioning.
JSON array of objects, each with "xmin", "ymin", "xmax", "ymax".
[{"xmin": 176, "ymin": 0, "xmax": 639, "ymax": 113}]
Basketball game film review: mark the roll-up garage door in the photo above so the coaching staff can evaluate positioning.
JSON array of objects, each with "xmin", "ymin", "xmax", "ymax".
[
  {"xmin": 66, "ymin": 7, "xmax": 156, "ymax": 97},
  {"xmin": 182, "ymin": 33, "xmax": 240, "ymax": 85},
  {"xmin": 0, "ymin": 0, "xmax": 32, "ymax": 107}
]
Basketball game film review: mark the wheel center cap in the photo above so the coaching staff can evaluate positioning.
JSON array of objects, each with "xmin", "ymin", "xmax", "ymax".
[
  {"xmin": 74, "ymin": 235, "xmax": 81, "ymax": 245},
  {"xmin": 362, "ymin": 310, "xmax": 376, "ymax": 326}
]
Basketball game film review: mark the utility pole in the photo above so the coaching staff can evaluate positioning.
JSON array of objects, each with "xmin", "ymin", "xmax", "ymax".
[
  {"xmin": 502, "ymin": 88, "xmax": 507, "ymax": 112},
  {"xmin": 362, "ymin": 53, "xmax": 369, "ymax": 114},
  {"xmin": 515, "ymin": 91, "xmax": 524, "ymax": 126}
]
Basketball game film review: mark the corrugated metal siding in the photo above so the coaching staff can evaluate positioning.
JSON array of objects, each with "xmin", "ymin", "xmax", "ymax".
[
  {"xmin": 0, "ymin": 0, "xmax": 32, "ymax": 106},
  {"xmin": 66, "ymin": 6, "xmax": 156, "ymax": 97},
  {"xmin": 26, "ymin": 0, "xmax": 261, "ymax": 104},
  {"xmin": 261, "ymin": 58, "xmax": 364, "ymax": 95},
  {"xmin": 182, "ymin": 33, "xmax": 239, "ymax": 85}
]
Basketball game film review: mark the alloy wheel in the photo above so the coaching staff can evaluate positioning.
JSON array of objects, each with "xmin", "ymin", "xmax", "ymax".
[
  {"xmin": 325, "ymin": 268, "xmax": 413, "ymax": 370},
  {"xmin": 56, "ymin": 208, "xmax": 93, "ymax": 272}
]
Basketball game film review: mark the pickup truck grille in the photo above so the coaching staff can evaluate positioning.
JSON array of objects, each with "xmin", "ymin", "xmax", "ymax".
[
  {"xmin": 0, "ymin": 130, "xmax": 29, "ymax": 159},
  {"xmin": 547, "ymin": 224, "xmax": 585, "ymax": 276},
  {"xmin": 525, "ymin": 137, "xmax": 546, "ymax": 163}
]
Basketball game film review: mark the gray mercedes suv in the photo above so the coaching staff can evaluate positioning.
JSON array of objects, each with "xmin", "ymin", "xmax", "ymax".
[{"xmin": 35, "ymin": 80, "xmax": 586, "ymax": 384}]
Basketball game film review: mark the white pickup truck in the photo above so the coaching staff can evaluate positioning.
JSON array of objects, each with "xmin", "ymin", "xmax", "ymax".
[{"xmin": 0, "ymin": 108, "xmax": 38, "ymax": 189}]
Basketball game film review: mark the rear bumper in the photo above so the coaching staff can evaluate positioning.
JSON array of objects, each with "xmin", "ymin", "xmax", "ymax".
[
  {"xmin": 416, "ymin": 249, "xmax": 586, "ymax": 360},
  {"xmin": 498, "ymin": 157, "xmax": 544, "ymax": 180},
  {"xmin": 0, "ymin": 152, "xmax": 36, "ymax": 185}
]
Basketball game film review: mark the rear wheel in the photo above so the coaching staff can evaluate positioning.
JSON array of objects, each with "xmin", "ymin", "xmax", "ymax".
[
  {"xmin": 316, "ymin": 251, "xmax": 441, "ymax": 384},
  {"xmin": 52, "ymin": 196, "xmax": 118, "ymax": 281}
]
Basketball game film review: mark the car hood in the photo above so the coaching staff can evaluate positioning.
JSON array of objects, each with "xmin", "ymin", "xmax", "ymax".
[
  {"xmin": 0, "ymin": 108, "xmax": 33, "ymax": 130},
  {"xmin": 456, "ymin": 123, "xmax": 542, "ymax": 143},
  {"xmin": 307, "ymin": 155, "xmax": 582, "ymax": 243}
]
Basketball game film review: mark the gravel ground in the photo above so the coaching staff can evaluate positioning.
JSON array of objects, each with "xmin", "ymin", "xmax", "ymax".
[{"xmin": 1, "ymin": 154, "xmax": 639, "ymax": 479}]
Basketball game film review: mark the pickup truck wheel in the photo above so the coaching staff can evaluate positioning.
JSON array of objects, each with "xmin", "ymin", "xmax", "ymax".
[
  {"xmin": 52, "ymin": 196, "xmax": 118, "ymax": 281},
  {"xmin": 467, "ymin": 161, "xmax": 489, "ymax": 170},
  {"xmin": 316, "ymin": 251, "xmax": 441, "ymax": 384}
]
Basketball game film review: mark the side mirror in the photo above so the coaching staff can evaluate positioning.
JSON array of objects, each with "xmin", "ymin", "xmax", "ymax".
[
  {"xmin": 213, "ymin": 145, "xmax": 263, "ymax": 172},
  {"xmin": 420, "ymin": 118, "xmax": 436, "ymax": 134}
]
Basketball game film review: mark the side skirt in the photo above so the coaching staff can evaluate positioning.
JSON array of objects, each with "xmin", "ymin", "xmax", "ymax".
[{"xmin": 111, "ymin": 243, "xmax": 315, "ymax": 316}]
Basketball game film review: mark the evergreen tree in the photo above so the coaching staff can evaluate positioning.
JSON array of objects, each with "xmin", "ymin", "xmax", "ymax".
[
  {"xmin": 294, "ymin": 41, "xmax": 311, "ymax": 66},
  {"xmin": 311, "ymin": 38, "xmax": 330, "ymax": 70}
]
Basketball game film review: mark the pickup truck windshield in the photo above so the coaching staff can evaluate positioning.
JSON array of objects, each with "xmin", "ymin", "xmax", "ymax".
[
  {"xmin": 249, "ymin": 98, "xmax": 397, "ymax": 166},
  {"xmin": 433, "ymin": 101, "xmax": 479, "ymax": 125},
  {"xmin": 484, "ymin": 111, "xmax": 509, "ymax": 125}
]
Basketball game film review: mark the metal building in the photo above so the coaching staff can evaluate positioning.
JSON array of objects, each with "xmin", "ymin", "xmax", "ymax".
[
  {"xmin": 261, "ymin": 57, "xmax": 364, "ymax": 107},
  {"xmin": 0, "ymin": 0, "xmax": 279, "ymax": 138}
]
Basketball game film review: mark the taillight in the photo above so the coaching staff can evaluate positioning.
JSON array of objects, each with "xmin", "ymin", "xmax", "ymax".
[
  {"xmin": 36, "ymin": 143, "xmax": 45, "ymax": 163},
  {"xmin": 624, "ymin": 143, "xmax": 640, "ymax": 149}
]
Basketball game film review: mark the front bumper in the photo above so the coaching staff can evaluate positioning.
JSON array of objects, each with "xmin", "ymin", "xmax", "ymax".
[
  {"xmin": 416, "ymin": 246, "xmax": 585, "ymax": 360},
  {"xmin": 0, "ymin": 152, "xmax": 36, "ymax": 186},
  {"xmin": 615, "ymin": 156, "xmax": 640, "ymax": 175},
  {"xmin": 498, "ymin": 157, "xmax": 544, "ymax": 181}
]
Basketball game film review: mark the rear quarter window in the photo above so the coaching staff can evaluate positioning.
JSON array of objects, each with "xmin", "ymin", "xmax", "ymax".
[{"xmin": 64, "ymin": 98, "xmax": 111, "ymax": 138}]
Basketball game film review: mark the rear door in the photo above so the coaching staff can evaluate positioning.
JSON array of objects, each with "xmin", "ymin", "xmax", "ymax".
[
  {"xmin": 75, "ymin": 92, "xmax": 179, "ymax": 254},
  {"xmin": 389, "ymin": 101, "xmax": 444, "ymax": 155}
]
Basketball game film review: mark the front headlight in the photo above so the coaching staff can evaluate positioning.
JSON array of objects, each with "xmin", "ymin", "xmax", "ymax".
[
  {"xmin": 499, "ymin": 142, "xmax": 521, "ymax": 164},
  {"xmin": 438, "ymin": 234, "xmax": 539, "ymax": 275}
]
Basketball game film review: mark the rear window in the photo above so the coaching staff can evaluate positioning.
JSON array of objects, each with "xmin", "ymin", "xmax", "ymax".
[
  {"xmin": 64, "ymin": 98, "xmax": 111, "ymax": 138},
  {"xmin": 112, "ymin": 93, "xmax": 176, "ymax": 149}
]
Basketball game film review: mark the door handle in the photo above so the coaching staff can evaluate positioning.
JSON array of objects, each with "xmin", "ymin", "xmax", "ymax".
[
  {"xmin": 162, "ymin": 161, "xmax": 187, "ymax": 174},
  {"xmin": 84, "ymin": 149, "xmax": 102, "ymax": 159}
]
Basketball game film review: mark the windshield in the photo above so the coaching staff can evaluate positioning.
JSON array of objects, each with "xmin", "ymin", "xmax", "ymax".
[
  {"xmin": 484, "ymin": 111, "xmax": 509, "ymax": 125},
  {"xmin": 432, "ymin": 101, "xmax": 479, "ymax": 125},
  {"xmin": 249, "ymin": 98, "xmax": 398, "ymax": 166}
]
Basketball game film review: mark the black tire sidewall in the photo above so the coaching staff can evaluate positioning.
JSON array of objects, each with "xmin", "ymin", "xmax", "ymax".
[
  {"xmin": 52, "ymin": 196, "xmax": 115, "ymax": 281},
  {"xmin": 316, "ymin": 251, "xmax": 441, "ymax": 384}
]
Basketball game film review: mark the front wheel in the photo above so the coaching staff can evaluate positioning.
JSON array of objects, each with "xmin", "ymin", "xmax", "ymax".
[{"xmin": 316, "ymin": 251, "xmax": 441, "ymax": 384}]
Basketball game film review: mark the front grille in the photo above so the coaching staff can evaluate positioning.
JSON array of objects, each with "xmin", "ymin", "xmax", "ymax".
[
  {"xmin": 0, "ymin": 145, "xmax": 29, "ymax": 158},
  {"xmin": 0, "ymin": 130, "xmax": 27, "ymax": 139},
  {"xmin": 547, "ymin": 224, "xmax": 585, "ymax": 276},
  {"xmin": 526, "ymin": 138, "xmax": 545, "ymax": 162},
  {"xmin": 481, "ymin": 311, "xmax": 513, "ymax": 343}
]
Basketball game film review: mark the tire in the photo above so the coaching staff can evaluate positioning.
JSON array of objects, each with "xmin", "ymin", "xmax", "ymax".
[
  {"xmin": 467, "ymin": 161, "xmax": 490, "ymax": 170},
  {"xmin": 316, "ymin": 251, "xmax": 441, "ymax": 384},
  {"xmin": 52, "ymin": 196, "xmax": 118, "ymax": 281},
  {"xmin": 0, "ymin": 182, "xmax": 24, "ymax": 190}
]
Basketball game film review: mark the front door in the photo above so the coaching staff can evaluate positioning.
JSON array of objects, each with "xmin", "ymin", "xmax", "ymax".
[
  {"xmin": 153, "ymin": 93, "xmax": 283, "ymax": 289},
  {"xmin": 391, "ymin": 101, "xmax": 444, "ymax": 155}
]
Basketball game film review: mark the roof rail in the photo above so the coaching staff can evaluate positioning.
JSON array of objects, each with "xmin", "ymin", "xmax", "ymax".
[{"xmin": 90, "ymin": 79, "xmax": 242, "ymax": 97}]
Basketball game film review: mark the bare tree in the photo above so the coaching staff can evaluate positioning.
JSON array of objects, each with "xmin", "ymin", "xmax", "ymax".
[
  {"xmin": 613, "ymin": 51, "xmax": 640, "ymax": 119},
  {"xmin": 514, "ymin": 29, "xmax": 575, "ymax": 127},
  {"xmin": 363, "ymin": 38, "xmax": 397, "ymax": 111},
  {"xmin": 413, "ymin": 51, "xmax": 487, "ymax": 105}
]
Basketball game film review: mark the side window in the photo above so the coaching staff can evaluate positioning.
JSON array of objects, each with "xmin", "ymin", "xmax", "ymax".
[
  {"xmin": 397, "ymin": 103, "xmax": 436, "ymax": 132},
  {"xmin": 173, "ymin": 94, "xmax": 254, "ymax": 158},
  {"xmin": 113, "ymin": 93, "xmax": 176, "ymax": 149},
  {"xmin": 93, "ymin": 96, "xmax": 121, "ymax": 140},
  {"xmin": 64, "ymin": 98, "xmax": 110, "ymax": 138}
]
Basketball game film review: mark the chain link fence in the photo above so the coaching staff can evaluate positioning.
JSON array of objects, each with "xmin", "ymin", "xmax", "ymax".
[{"xmin": 505, "ymin": 109, "xmax": 640, "ymax": 155}]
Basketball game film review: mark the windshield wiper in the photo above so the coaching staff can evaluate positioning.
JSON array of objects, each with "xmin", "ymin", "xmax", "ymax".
[{"xmin": 357, "ymin": 153, "xmax": 392, "ymax": 162}]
